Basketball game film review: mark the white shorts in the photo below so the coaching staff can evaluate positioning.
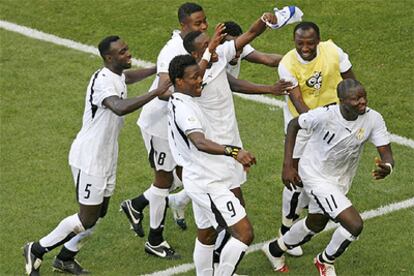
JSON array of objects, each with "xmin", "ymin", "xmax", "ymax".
[
  {"xmin": 304, "ymin": 182, "xmax": 352, "ymax": 219},
  {"xmin": 188, "ymin": 189, "xmax": 246, "ymax": 230},
  {"xmin": 71, "ymin": 167, "xmax": 116, "ymax": 205},
  {"xmin": 229, "ymin": 159, "xmax": 247, "ymax": 189},
  {"xmin": 293, "ymin": 129, "xmax": 312, "ymax": 159},
  {"xmin": 141, "ymin": 130, "xmax": 176, "ymax": 172}
]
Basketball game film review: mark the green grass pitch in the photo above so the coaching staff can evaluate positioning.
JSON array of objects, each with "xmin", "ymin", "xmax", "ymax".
[{"xmin": 1, "ymin": 1, "xmax": 413, "ymax": 275}]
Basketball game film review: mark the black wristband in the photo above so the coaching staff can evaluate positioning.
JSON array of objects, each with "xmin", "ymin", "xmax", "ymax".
[{"xmin": 224, "ymin": 145, "xmax": 241, "ymax": 159}]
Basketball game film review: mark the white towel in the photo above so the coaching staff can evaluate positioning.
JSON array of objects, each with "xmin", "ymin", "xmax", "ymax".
[{"xmin": 264, "ymin": 6, "xmax": 304, "ymax": 29}]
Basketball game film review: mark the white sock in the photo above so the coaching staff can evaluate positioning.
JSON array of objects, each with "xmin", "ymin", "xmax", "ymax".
[
  {"xmin": 63, "ymin": 219, "xmax": 100, "ymax": 252},
  {"xmin": 324, "ymin": 226, "xmax": 356, "ymax": 261},
  {"xmin": 214, "ymin": 228, "xmax": 227, "ymax": 251},
  {"xmin": 282, "ymin": 186, "xmax": 303, "ymax": 227},
  {"xmin": 149, "ymin": 185, "xmax": 169, "ymax": 229},
  {"xmin": 39, "ymin": 213, "xmax": 85, "ymax": 248},
  {"xmin": 169, "ymin": 189, "xmax": 190, "ymax": 208},
  {"xmin": 143, "ymin": 186, "xmax": 151, "ymax": 200},
  {"xmin": 282, "ymin": 218, "xmax": 314, "ymax": 248},
  {"xmin": 217, "ymin": 237, "xmax": 248, "ymax": 276},
  {"xmin": 194, "ymin": 239, "xmax": 214, "ymax": 276}
]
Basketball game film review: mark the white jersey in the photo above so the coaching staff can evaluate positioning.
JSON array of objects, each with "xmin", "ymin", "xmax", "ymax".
[
  {"xmin": 226, "ymin": 44, "xmax": 255, "ymax": 78},
  {"xmin": 168, "ymin": 93, "xmax": 234, "ymax": 193},
  {"xmin": 69, "ymin": 67, "xmax": 127, "ymax": 177},
  {"xmin": 298, "ymin": 105, "xmax": 390, "ymax": 194},
  {"xmin": 195, "ymin": 40, "xmax": 242, "ymax": 147},
  {"xmin": 138, "ymin": 30, "xmax": 188, "ymax": 139}
]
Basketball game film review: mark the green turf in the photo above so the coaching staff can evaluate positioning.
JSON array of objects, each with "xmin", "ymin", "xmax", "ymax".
[{"xmin": 1, "ymin": 1, "xmax": 413, "ymax": 275}]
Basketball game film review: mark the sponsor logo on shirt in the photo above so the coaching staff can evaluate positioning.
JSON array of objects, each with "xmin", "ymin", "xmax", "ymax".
[
  {"xmin": 356, "ymin": 128, "xmax": 365, "ymax": 140},
  {"xmin": 306, "ymin": 71, "xmax": 323, "ymax": 93}
]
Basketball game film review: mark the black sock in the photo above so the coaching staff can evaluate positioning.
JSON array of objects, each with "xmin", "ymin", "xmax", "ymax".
[
  {"xmin": 56, "ymin": 246, "xmax": 77, "ymax": 261},
  {"xmin": 269, "ymin": 240, "xmax": 284, "ymax": 257},
  {"xmin": 31, "ymin": 242, "xmax": 47, "ymax": 259},
  {"xmin": 280, "ymin": 224, "xmax": 291, "ymax": 235},
  {"xmin": 131, "ymin": 194, "xmax": 149, "ymax": 212},
  {"xmin": 148, "ymin": 227, "xmax": 164, "ymax": 246}
]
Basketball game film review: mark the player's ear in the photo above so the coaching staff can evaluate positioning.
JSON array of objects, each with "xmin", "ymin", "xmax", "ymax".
[{"xmin": 175, "ymin": 78, "xmax": 184, "ymax": 87}]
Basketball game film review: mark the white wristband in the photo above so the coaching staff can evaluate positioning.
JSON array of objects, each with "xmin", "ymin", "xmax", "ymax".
[
  {"xmin": 202, "ymin": 48, "xmax": 212, "ymax": 62},
  {"xmin": 384, "ymin": 162, "xmax": 393, "ymax": 174}
]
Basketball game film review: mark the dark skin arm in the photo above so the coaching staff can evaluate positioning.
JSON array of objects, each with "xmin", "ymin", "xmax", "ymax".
[
  {"xmin": 234, "ymin": 13, "xmax": 276, "ymax": 52},
  {"xmin": 244, "ymin": 50, "xmax": 283, "ymax": 67},
  {"xmin": 227, "ymin": 73, "xmax": 291, "ymax": 96},
  {"xmin": 102, "ymin": 81, "xmax": 171, "ymax": 116},
  {"xmin": 372, "ymin": 144, "xmax": 394, "ymax": 180},
  {"xmin": 188, "ymin": 131, "xmax": 256, "ymax": 170},
  {"xmin": 289, "ymin": 69, "xmax": 356, "ymax": 115},
  {"xmin": 198, "ymin": 23, "xmax": 227, "ymax": 77},
  {"xmin": 281, "ymin": 117, "xmax": 302, "ymax": 190},
  {"xmin": 124, "ymin": 66, "xmax": 157, "ymax": 84},
  {"xmin": 340, "ymin": 68, "xmax": 356, "ymax": 80}
]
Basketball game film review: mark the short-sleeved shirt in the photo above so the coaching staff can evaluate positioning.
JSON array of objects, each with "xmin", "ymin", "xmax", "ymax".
[
  {"xmin": 138, "ymin": 30, "xmax": 188, "ymax": 139},
  {"xmin": 297, "ymin": 105, "xmax": 390, "ymax": 194},
  {"xmin": 195, "ymin": 40, "xmax": 242, "ymax": 147},
  {"xmin": 195, "ymin": 40, "xmax": 247, "ymax": 185},
  {"xmin": 69, "ymin": 67, "xmax": 127, "ymax": 177},
  {"xmin": 226, "ymin": 43, "xmax": 255, "ymax": 78},
  {"xmin": 168, "ymin": 93, "xmax": 234, "ymax": 193}
]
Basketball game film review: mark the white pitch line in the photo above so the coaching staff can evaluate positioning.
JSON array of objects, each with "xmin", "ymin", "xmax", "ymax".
[
  {"xmin": 142, "ymin": 197, "xmax": 414, "ymax": 276},
  {"xmin": 2, "ymin": 19, "xmax": 412, "ymax": 149},
  {"xmin": 0, "ymin": 19, "xmax": 155, "ymax": 68}
]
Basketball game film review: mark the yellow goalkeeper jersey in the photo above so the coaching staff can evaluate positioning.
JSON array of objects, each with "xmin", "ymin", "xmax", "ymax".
[{"xmin": 281, "ymin": 40, "xmax": 343, "ymax": 117}]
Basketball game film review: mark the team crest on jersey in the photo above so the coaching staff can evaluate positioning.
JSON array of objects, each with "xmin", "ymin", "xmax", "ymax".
[
  {"xmin": 356, "ymin": 128, "xmax": 365, "ymax": 140},
  {"xmin": 306, "ymin": 71, "xmax": 323, "ymax": 91}
]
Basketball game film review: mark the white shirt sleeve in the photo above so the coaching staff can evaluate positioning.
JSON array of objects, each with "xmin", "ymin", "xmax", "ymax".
[
  {"xmin": 157, "ymin": 47, "xmax": 175, "ymax": 74},
  {"xmin": 368, "ymin": 110, "xmax": 390, "ymax": 147},
  {"xmin": 278, "ymin": 63, "xmax": 298, "ymax": 87},
  {"xmin": 174, "ymin": 102, "xmax": 204, "ymax": 135},
  {"xmin": 335, "ymin": 44, "xmax": 352, "ymax": 73},
  {"xmin": 217, "ymin": 40, "xmax": 237, "ymax": 63},
  {"xmin": 240, "ymin": 44, "xmax": 255, "ymax": 59},
  {"xmin": 93, "ymin": 73, "xmax": 119, "ymax": 108},
  {"xmin": 298, "ymin": 107, "xmax": 326, "ymax": 131}
]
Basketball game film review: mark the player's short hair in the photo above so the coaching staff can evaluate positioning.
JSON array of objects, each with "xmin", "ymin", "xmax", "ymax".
[
  {"xmin": 183, "ymin": 31, "xmax": 203, "ymax": 53},
  {"xmin": 337, "ymin": 79, "xmax": 363, "ymax": 99},
  {"xmin": 178, "ymin": 2, "xmax": 203, "ymax": 23},
  {"xmin": 224, "ymin": 21, "xmax": 243, "ymax": 37},
  {"xmin": 98, "ymin": 35, "xmax": 120, "ymax": 59},
  {"xmin": 169, "ymin": 55, "xmax": 197, "ymax": 85},
  {"xmin": 294, "ymin": 22, "xmax": 320, "ymax": 39}
]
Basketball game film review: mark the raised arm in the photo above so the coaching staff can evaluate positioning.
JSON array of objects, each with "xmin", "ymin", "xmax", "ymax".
[
  {"xmin": 188, "ymin": 131, "xmax": 256, "ymax": 169},
  {"xmin": 227, "ymin": 73, "xmax": 291, "ymax": 96},
  {"xmin": 198, "ymin": 23, "xmax": 227, "ymax": 77},
  {"xmin": 282, "ymin": 117, "xmax": 302, "ymax": 190},
  {"xmin": 103, "ymin": 81, "xmax": 170, "ymax": 116},
  {"xmin": 244, "ymin": 50, "xmax": 283, "ymax": 67},
  {"xmin": 234, "ymin": 12, "xmax": 276, "ymax": 52},
  {"xmin": 372, "ymin": 144, "xmax": 394, "ymax": 180},
  {"xmin": 124, "ymin": 66, "xmax": 157, "ymax": 84}
]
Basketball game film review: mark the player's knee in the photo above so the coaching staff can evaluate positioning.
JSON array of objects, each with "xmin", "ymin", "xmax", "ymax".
[
  {"xmin": 232, "ymin": 220, "xmax": 254, "ymax": 245},
  {"xmin": 306, "ymin": 216, "xmax": 328, "ymax": 233},
  {"xmin": 154, "ymin": 170, "xmax": 174, "ymax": 188},
  {"xmin": 79, "ymin": 216, "xmax": 98, "ymax": 230},
  {"xmin": 197, "ymin": 227, "xmax": 217, "ymax": 245},
  {"xmin": 348, "ymin": 219, "xmax": 364, "ymax": 237}
]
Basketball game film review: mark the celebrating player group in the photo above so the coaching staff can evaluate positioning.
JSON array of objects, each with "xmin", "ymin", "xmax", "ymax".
[{"xmin": 23, "ymin": 2, "xmax": 394, "ymax": 276}]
